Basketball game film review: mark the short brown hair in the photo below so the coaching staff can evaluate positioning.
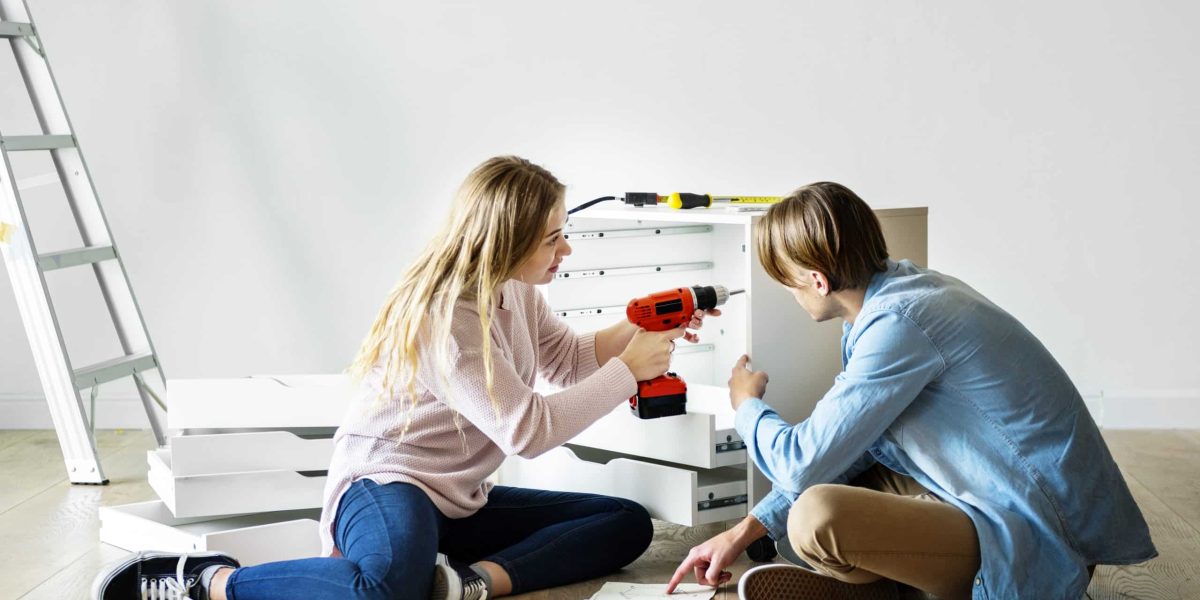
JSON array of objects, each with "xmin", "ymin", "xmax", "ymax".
[{"xmin": 755, "ymin": 182, "xmax": 888, "ymax": 291}]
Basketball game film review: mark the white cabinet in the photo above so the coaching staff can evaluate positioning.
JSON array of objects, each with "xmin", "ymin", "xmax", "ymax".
[{"xmin": 498, "ymin": 204, "xmax": 927, "ymax": 526}]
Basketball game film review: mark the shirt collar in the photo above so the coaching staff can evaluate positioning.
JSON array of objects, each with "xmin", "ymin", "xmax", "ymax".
[{"xmin": 863, "ymin": 259, "xmax": 899, "ymax": 306}]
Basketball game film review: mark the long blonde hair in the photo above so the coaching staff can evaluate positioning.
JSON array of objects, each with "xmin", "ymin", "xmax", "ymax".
[{"xmin": 348, "ymin": 156, "xmax": 565, "ymax": 438}]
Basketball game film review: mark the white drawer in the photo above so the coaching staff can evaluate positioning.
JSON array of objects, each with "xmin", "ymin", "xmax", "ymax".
[
  {"xmin": 148, "ymin": 448, "xmax": 327, "ymax": 518},
  {"xmin": 167, "ymin": 375, "xmax": 356, "ymax": 430},
  {"xmin": 99, "ymin": 500, "xmax": 321, "ymax": 567},
  {"xmin": 569, "ymin": 384, "xmax": 745, "ymax": 469},
  {"xmin": 498, "ymin": 444, "xmax": 747, "ymax": 527},
  {"xmin": 168, "ymin": 431, "xmax": 334, "ymax": 476}
]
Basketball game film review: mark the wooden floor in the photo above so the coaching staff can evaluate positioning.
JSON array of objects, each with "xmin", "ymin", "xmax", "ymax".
[{"xmin": 1, "ymin": 429, "xmax": 1197, "ymax": 600}]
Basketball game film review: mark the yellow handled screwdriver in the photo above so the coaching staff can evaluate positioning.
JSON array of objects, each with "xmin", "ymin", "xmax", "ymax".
[{"xmin": 666, "ymin": 193, "xmax": 782, "ymax": 210}]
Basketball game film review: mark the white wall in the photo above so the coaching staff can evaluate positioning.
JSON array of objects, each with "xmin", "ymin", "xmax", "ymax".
[{"xmin": 2, "ymin": 1, "xmax": 1197, "ymax": 427}]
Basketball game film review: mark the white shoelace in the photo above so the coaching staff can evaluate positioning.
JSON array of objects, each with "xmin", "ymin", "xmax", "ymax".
[
  {"xmin": 463, "ymin": 576, "xmax": 489, "ymax": 600},
  {"xmin": 139, "ymin": 552, "xmax": 195, "ymax": 600}
]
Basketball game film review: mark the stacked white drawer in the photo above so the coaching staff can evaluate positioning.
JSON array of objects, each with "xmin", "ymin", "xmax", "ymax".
[{"xmin": 99, "ymin": 375, "xmax": 355, "ymax": 566}]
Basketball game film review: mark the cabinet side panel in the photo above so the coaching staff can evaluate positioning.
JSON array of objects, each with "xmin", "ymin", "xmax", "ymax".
[{"xmin": 879, "ymin": 212, "xmax": 929, "ymax": 267}]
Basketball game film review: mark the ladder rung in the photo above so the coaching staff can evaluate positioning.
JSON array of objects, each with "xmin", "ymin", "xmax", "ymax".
[
  {"xmin": 37, "ymin": 245, "xmax": 117, "ymax": 271},
  {"xmin": 0, "ymin": 22, "xmax": 35, "ymax": 38},
  {"xmin": 1, "ymin": 135, "xmax": 75, "ymax": 151},
  {"xmin": 73, "ymin": 352, "xmax": 158, "ymax": 389}
]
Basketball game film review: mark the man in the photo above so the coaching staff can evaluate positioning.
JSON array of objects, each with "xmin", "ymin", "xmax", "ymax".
[{"xmin": 667, "ymin": 182, "xmax": 1155, "ymax": 600}]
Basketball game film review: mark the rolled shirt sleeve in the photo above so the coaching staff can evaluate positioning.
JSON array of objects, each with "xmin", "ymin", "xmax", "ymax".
[{"xmin": 736, "ymin": 309, "xmax": 946, "ymax": 539}]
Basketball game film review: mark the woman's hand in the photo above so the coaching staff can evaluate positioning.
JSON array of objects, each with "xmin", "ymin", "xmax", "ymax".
[
  {"xmin": 681, "ymin": 308, "xmax": 721, "ymax": 343},
  {"xmin": 618, "ymin": 328, "xmax": 687, "ymax": 381}
]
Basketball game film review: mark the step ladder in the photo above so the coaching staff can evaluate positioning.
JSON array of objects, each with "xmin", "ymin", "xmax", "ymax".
[{"xmin": 0, "ymin": 0, "xmax": 166, "ymax": 484}]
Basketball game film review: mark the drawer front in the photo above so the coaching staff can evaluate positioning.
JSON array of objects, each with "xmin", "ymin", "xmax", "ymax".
[
  {"xmin": 568, "ymin": 384, "xmax": 745, "ymax": 469},
  {"xmin": 167, "ymin": 375, "xmax": 356, "ymax": 430},
  {"xmin": 169, "ymin": 431, "xmax": 334, "ymax": 476},
  {"xmin": 497, "ymin": 445, "xmax": 747, "ymax": 527},
  {"xmin": 99, "ymin": 501, "xmax": 321, "ymax": 567},
  {"xmin": 149, "ymin": 449, "xmax": 327, "ymax": 518}
]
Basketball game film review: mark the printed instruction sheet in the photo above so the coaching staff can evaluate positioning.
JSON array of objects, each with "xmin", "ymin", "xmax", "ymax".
[{"xmin": 588, "ymin": 582, "xmax": 716, "ymax": 599}]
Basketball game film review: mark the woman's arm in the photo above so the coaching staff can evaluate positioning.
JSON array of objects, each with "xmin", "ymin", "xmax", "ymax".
[{"xmin": 594, "ymin": 320, "xmax": 639, "ymax": 366}]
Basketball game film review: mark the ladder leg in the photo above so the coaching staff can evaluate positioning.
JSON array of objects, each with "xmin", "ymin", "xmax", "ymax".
[
  {"xmin": 0, "ymin": 153, "xmax": 107, "ymax": 484},
  {"xmin": 133, "ymin": 374, "xmax": 167, "ymax": 447}
]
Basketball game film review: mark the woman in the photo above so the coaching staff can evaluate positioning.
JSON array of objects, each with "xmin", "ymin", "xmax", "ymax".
[{"xmin": 94, "ymin": 156, "xmax": 711, "ymax": 600}]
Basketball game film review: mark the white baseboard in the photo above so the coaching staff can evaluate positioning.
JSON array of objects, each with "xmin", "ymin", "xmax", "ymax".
[
  {"xmin": 1083, "ymin": 389, "xmax": 1200, "ymax": 430},
  {"xmin": 0, "ymin": 394, "xmax": 156, "ymax": 429}
]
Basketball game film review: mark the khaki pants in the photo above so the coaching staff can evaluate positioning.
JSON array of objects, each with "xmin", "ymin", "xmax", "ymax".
[{"xmin": 786, "ymin": 464, "xmax": 981, "ymax": 600}]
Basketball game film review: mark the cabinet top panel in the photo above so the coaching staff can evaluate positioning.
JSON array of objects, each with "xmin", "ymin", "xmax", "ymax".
[{"xmin": 569, "ymin": 204, "xmax": 927, "ymax": 224}]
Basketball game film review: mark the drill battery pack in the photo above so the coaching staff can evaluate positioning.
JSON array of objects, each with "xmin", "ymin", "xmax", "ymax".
[{"xmin": 629, "ymin": 372, "xmax": 687, "ymax": 419}]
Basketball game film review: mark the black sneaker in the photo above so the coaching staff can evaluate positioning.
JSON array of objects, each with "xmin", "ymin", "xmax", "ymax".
[
  {"xmin": 429, "ymin": 553, "xmax": 489, "ymax": 600},
  {"xmin": 91, "ymin": 550, "xmax": 240, "ymax": 600}
]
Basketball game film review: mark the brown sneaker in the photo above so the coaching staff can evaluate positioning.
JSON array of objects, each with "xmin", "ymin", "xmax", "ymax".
[{"xmin": 738, "ymin": 564, "xmax": 900, "ymax": 600}]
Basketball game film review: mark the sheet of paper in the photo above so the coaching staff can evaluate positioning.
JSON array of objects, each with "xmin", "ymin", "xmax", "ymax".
[{"xmin": 588, "ymin": 582, "xmax": 716, "ymax": 600}]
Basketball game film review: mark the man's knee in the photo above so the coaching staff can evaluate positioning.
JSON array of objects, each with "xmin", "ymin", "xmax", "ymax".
[{"xmin": 787, "ymin": 485, "xmax": 853, "ymax": 562}]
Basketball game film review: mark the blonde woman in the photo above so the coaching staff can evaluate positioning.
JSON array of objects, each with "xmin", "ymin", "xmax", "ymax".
[{"xmin": 93, "ymin": 156, "xmax": 710, "ymax": 600}]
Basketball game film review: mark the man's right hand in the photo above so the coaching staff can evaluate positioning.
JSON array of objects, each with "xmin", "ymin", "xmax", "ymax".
[
  {"xmin": 667, "ymin": 515, "xmax": 771, "ymax": 593},
  {"xmin": 665, "ymin": 529, "xmax": 741, "ymax": 593},
  {"xmin": 729, "ymin": 355, "xmax": 769, "ymax": 410}
]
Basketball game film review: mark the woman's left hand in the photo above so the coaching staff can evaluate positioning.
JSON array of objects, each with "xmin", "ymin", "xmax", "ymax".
[{"xmin": 681, "ymin": 308, "xmax": 721, "ymax": 343}]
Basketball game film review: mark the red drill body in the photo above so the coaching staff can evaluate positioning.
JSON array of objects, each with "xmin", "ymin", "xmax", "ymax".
[{"xmin": 625, "ymin": 285, "xmax": 738, "ymax": 419}]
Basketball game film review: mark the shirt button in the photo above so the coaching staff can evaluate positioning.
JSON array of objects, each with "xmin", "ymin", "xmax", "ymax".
[{"xmin": 975, "ymin": 578, "xmax": 982, "ymax": 586}]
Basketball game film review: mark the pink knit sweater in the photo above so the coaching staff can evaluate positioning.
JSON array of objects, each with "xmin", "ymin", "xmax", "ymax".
[{"xmin": 318, "ymin": 280, "xmax": 637, "ymax": 555}]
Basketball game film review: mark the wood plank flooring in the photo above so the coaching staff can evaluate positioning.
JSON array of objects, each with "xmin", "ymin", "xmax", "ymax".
[{"xmin": 0, "ymin": 430, "xmax": 1195, "ymax": 599}]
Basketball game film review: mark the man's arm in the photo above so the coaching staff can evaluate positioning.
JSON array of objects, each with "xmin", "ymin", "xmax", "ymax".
[
  {"xmin": 667, "ymin": 310, "xmax": 945, "ymax": 588},
  {"xmin": 736, "ymin": 310, "xmax": 944, "ymax": 506}
]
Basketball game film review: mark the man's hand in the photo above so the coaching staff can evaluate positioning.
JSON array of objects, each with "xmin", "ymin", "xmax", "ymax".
[
  {"xmin": 729, "ymin": 354, "xmax": 769, "ymax": 410},
  {"xmin": 665, "ymin": 530, "xmax": 739, "ymax": 593},
  {"xmin": 666, "ymin": 516, "xmax": 769, "ymax": 593}
]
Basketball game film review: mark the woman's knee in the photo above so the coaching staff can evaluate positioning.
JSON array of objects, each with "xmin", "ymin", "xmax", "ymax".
[
  {"xmin": 333, "ymin": 554, "xmax": 412, "ymax": 600},
  {"xmin": 607, "ymin": 497, "xmax": 654, "ymax": 565}
]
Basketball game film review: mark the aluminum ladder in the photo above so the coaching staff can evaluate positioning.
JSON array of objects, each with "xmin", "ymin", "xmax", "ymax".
[{"xmin": 0, "ymin": 0, "xmax": 166, "ymax": 484}]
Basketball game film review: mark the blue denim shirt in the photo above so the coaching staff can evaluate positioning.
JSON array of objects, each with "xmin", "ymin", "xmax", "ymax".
[{"xmin": 736, "ymin": 260, "xmax": 1156, "ymax": 600}]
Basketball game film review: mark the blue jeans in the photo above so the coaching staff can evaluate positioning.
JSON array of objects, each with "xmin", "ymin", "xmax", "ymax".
[{"xmin": 225, "ymin": 480, "xmax": 653, "ymax": 600}]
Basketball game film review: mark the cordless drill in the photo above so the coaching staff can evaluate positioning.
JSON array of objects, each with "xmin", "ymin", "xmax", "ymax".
[{"xmin": 625, "ymin": 285, "xmax": 743, "ymax": 419}]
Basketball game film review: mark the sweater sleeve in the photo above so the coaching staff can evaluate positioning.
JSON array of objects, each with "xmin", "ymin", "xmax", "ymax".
[
  {"xmin": 419, "ymin": 308, "xmax": 637, "ymax": 459},
  {"xmin": 531, "ymin": 286, "xmax": 602, "ymax": 387}
]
